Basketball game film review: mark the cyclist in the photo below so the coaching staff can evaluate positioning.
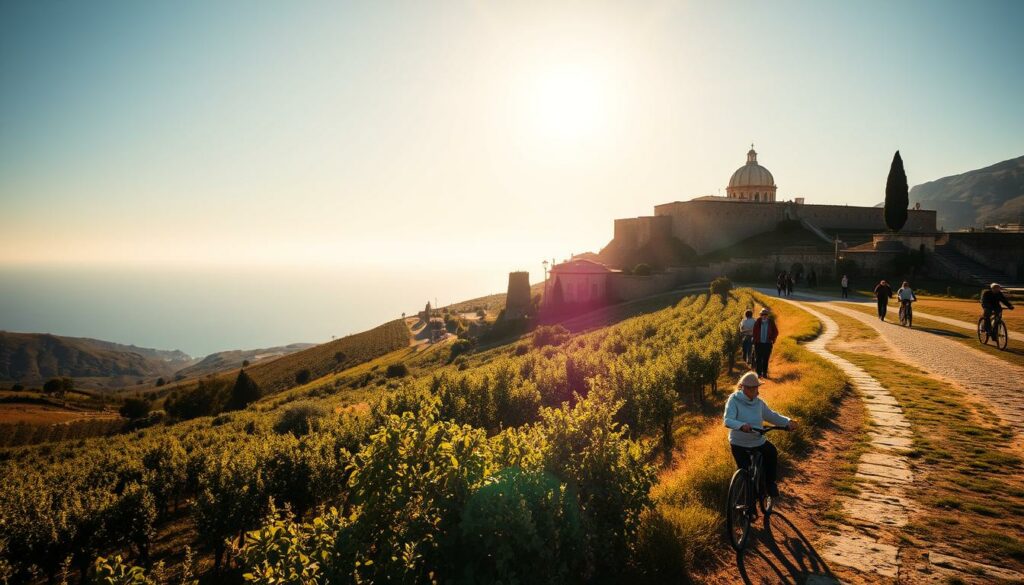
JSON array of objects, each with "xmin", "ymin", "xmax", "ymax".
[
  {"xmin": 723, "ymin": 371, "xmax": 798, "ymax": 498},
  {"xmin": 873, "ymin": 279, "xmax": 893, "ymax": 321},
  {"xmin": 981, "ymin": 283, "xmax": 1015, "ymax": 336},
  {"xmin": 897, "ymin": 281, "xmax": 917, "ymax": 322}
]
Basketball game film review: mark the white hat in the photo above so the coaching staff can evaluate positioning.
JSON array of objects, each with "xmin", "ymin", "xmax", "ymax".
[
  {"xmin": 739, "ymin": 371, "xmax": 762, "ymax": 387},
  {"xmin": 991, "ymin": 283, "xmax": 1002, "ymax": 289},
  {"xmin": 759, "ymin": 308, "xmax": 769, "ymax": 315}
]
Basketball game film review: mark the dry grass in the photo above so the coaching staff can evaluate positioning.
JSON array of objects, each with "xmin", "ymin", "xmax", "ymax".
[
  {"xmin": 914, "ymin": 296, "xmax": 1024, "ymax": 331},
  {"xmin": 0, "ymin": 403, "xmax": 117, "ymax": 425}
]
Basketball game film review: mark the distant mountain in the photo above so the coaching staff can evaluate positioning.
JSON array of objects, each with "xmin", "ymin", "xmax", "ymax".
[
  {"xmin": 173, "ymin": 343, "xmax": 314, "ymax": 379},
  {"xmin": 0, "ymin": 331, "xmax": 191, "ymax": 387},
  {"xmin": 910, "ymin": 155, "xmax": 1024, "ymax": 230}
]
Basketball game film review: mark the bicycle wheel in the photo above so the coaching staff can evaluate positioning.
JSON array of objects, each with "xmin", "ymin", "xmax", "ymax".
[
  {"xmin": 907, "ymin": 307, "xmax": 912, "ymax": 328},
  {"xmin": 995, "ymin": 321, "xmax": 1009, "ymax": 350},
  {"xmin": 726, "ymin": 469, "xmax": 752, "ymax": 551},
  {"xmin": 757, "ymin": 468, "xmax": 775, "ymax": 519},
  {"xmin": 978, "ymin": 318, "xmax": 989, "ymax": 344}
]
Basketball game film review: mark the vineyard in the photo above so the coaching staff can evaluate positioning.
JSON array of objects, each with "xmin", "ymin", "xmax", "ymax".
[{"xmin": 0, "ymin": 287, "xmax": 827, "ymax": 584}]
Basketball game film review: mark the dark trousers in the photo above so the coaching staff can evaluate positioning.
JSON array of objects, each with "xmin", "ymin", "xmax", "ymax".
[
  {"xmin": 877, "ymin": 298, "xmax": 888, "ymax": 320},
  {"xmin": 841, "ymin": 286, "xmax": 849, "ymax": 298},
  {"xmin": 754, "ymin": 342, "xmax": 772, "ymax": 377},
  {"xmin": 731, "ymin": 441, "xmax": 779, "ymax": 486},
  {"xmin": 742, "ymin": 336, "xmax": 753, "ymax": 364},
  {"xmin": 983, "ymin": 308, "xmax": 1001, "ymax": 334}
]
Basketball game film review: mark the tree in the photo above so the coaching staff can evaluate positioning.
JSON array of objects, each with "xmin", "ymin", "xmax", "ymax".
[
  {"xmin": 227, "ymin": 369, "xmax": 260, "ymax": 410},
  {"xmin": 42, "ymin": 378, "xmax": 62, "ymax": 396},
  {"xmin": 155, "ymin": 377, "xmax": 165, "ymax": 387},
  {"xmin": 884, "ymin": 150, "xmax": 909, "ymax": 232},
  {"xmin": 119, "ymin": 397, "xmax": 151, "ymax": 419}
]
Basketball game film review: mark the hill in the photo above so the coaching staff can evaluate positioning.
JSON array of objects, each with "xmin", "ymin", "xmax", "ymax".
[
  {"xmin": 172, "ymin": 343, "xmax": 314, "ymax": 379},
  {"xmin": 910, "ymin": 154, "xmax": 1024, "ymax": 230},
  {"xmin": 0, "ymin": 331, "xmax": 190, "ymax": 387}
]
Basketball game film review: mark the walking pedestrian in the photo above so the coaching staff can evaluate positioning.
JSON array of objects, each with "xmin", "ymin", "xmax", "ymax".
[
  {"xmin": 809, "ymin": 269, "xmax": 817, "ymax": 289},
  {"xmin": 874, "ymin": 279, "xmax": 893, "ymax": 321},
  {"xmin": 776, "ymin": 272, "xmax": 786, "ymax": 297},
  {"xmin": 752, "ymin": 308, "xmax": 779, "ymax": 378},
  {"xmin": 841, "ymin": 274, "xmax": 849, "ymax": 298},
  {"xmin": 739, "ymin": 309, "xmax": 756, "ymax": 366},
  {"xmin": 786, "ymin": 273, "xmax": 794, "ymax": 297}
]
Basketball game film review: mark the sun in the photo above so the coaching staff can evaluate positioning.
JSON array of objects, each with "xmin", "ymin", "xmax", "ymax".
[{"xmin": 524, "ymin": 63, "xmax": 610, "ymax": 145}]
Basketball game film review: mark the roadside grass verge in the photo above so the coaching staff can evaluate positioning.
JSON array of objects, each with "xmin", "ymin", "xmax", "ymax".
[
  {"xmin": 831, "ymin": 349, "xmax": 1024, "ymax": 571},
  {"xmin": 651, "ymin": 294, "xmax": 848, "ymax": 573},
  {"xmin": 912, "ymin": 296, "xmax": 1024, "ymax": 332}
]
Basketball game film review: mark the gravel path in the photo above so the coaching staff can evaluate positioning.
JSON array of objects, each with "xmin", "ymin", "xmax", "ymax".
[{"xmin": 775, "ymin": 299, "xmax": 914, "ymax": 582}]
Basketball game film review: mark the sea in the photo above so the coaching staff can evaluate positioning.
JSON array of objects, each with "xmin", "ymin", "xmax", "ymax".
[{"xmin": 0, "ymin": 265, "xmax": 513, "ymax": 358}]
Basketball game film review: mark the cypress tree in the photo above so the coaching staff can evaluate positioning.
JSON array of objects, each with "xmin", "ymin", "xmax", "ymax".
[
  {"xmin": 884, "ymin": 150, "xmax": 909, "ymax": 232},
  {"xmin": 227, "ymin": 369, "xmax": 260, "ymax": 410}
]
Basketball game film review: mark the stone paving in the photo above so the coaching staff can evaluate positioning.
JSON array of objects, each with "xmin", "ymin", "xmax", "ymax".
[
  {"xmin": 776, "ymin": 299, "xmax": 915, "ymax": 582},
  {"xmin": 816, "ymin": 300, "xmax": 1024, "ymax": 438}
]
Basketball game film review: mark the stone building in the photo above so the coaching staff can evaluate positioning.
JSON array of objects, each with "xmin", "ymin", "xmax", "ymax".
[{"xmin": 546, "ymin": 259, "xmax": 618, "ymax": 305}]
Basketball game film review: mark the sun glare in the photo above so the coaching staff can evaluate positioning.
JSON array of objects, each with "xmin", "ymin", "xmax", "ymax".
[{"xmin": 524, "ymin": 63, "xmax": 611, "ymax": 145}]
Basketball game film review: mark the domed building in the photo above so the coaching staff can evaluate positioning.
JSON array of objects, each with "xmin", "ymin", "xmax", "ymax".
[{"xmin": 726, "ymin": 146, "xmax": 777, "ymax": 202}]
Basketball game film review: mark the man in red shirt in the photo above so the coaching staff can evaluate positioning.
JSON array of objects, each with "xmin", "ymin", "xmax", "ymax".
[{"xmin": 752, "ymin": 308, "xmax": 779, "ymax": 379}]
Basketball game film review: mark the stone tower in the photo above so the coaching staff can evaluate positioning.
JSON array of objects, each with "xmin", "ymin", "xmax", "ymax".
[{"xmin": 505, "ymin": 271, "xmax": 531, "ymax": 319}]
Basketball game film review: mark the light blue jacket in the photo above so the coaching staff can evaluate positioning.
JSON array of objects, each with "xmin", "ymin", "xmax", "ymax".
[{"xmin": 723, "ymin": 390, "xmax": 791, "ymax": 448}]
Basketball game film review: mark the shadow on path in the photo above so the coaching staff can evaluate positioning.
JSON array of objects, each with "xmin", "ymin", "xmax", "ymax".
[{"xmin": 733, "ymin": 512, "xmax": 839, "ymax": 585}]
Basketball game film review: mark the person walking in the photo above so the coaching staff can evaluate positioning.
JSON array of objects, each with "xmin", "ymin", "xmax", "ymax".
[
  {"xmin": 786, "ymin": 273, "xmax": 794, "ymax": 297},
  {"xmin": 752, "ymin": 308, "xmax": 779, "ymax": 378},
  {"xmin": 874, "ymin": 279, "xmax": 893, "ymax": 321},
  {"xmin": 739, "ymin": 309, "xmax": 756, "ymax": 366},
  {"xmin": 809, "ymin": 269, "xmax": 817, "ymax": 289},
  {"xmin": 841, "ymin": 274, "xmax": 849, "ymax": 299},
  {"xmin": 776, "ymin": 272, "xmax": 786, "ymax": 297}
]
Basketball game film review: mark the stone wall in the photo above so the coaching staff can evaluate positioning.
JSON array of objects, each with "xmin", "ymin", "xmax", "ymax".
[
  {"xmin": 609, "ymin": 272, "xmax": 678, "ymax": 302},
  {"xmin": 652, "ymin": 199, "xmax": 937, "ymax": 255},
  {"xmin": 612, "ymin": 216, "xmax": 673, "ymax": 248},
  {"xmin": 946, "ymin": 232, "xmax": 1024, "ymax": 279}
]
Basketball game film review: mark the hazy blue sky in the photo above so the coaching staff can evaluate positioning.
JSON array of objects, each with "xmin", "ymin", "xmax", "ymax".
[{"xmin": 2, "ymin": 0, "xmax": 1023, "ymax": 270}]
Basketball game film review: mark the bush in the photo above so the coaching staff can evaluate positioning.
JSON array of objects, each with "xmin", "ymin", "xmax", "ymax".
[
  {"xmin": 11, "ymin": 384, "xmax": 23, "ymax": 392},
  {"xmin": 274, "ymin": 403, "xmax": 327, "ymax": 436},
  {"xmin": 709, "ymin": 276, "xmax": 732, "ymax": 297},
  {"xmin": 632, "ymin": 263, "xmax": 653, "ymax": 276},
  {"xmin": 448, "ymin": 339, "xmax": 472, "ymax": 362},
  {"xmin": 119, "ymin": 397, "xmax": 151, "ymax": 420},
  {"xmin": 385, "ymin": 363, "xmax": 409, "ymax": 378},
  {"xmin": 155, "ymin": 378, "xmax": 165, "ymax": 387},
  {"xmin": 532, "ymin": 325, "xmax": 570, "ymax": 349},
  {"xmin": 295, "ymin": 369, "xmax": 312, "ymax": 386}
]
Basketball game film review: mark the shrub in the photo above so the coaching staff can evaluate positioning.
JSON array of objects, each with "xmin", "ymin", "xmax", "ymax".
[
  {"xmin": 274, "ymin": 403, "xmax": 327, "ymax": 436},
  {"xmin": 11, "ymin": 384, "xmax": 23, "ymax": 392},
  {"xmin": 532, "ymin": 325, "xmax": 570, "ymax": 349},
  {"xmin": 448, "ymin": 339, "xmax": 472, "ymax": 362},
  {"xmin": 154, "ymin": 378, "xmax": 165, "ymax": 387},
  {"xmin": 119, "ymin": 397, "xmax": 151, "ymax": 420},
  {"xmin": 295, "ymin": 369, "xmax": 312, "ymax": 386},
  {"xmin": 709, "ymin": 276, "xmax": 732, "ymax": 297},
  {"xmin": 227, "ymin": 369, "xmax": 260, "ymax": 410},
  {"xmin": 385, "ymin": 363, "xmax": 409, "ymax": 378},
  {"xmin": 632, "ymin": 263, "xmax": 653, "ymax": 276}
]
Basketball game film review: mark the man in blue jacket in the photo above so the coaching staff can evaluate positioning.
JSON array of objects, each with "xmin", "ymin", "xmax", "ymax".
[{"xmin": 723, "ymin": 371, "xmax": 798, "ymax": 497}]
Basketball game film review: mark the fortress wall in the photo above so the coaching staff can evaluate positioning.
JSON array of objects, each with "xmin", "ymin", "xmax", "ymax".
[
  {"xmin": 655, "ymin": 201, "xmax": 784, "ymax": 254},
  {"xmin": 610, "ymin": 272, "xmax": 678, "ymax": 302},
  {"xmin": 652, "ymin": 200, "xmax": 938, "ymax": 255},
  {"xmin": 613, "ymin": 216, "xmax": 672, "ymax": 247},
  {"xmin": 947, "ymin": 232, "xmax": 1024, "ymax": 278}
]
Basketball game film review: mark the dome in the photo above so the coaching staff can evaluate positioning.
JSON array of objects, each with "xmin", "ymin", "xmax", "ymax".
[{"xmin": 728, "ymin": 148, "xmax": 775, "ymax": 188}]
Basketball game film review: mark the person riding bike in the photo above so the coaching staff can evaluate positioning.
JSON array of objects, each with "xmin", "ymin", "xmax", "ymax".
[
  {"xmin": 723, "ymin": 371, "xmax": 798, "ymax": 498},
  {"xmin": 981, "ymin": 283, "xmax": 1015, "ymax": 335},
  {"xmin": 897, "ymin": 281, "xmax": 917, "ymax": 319}
]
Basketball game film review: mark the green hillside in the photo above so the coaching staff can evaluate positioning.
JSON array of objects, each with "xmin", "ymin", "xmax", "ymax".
[{"xmin": 0, "ymin": 286, "xmax": 846, "ymax": 583}]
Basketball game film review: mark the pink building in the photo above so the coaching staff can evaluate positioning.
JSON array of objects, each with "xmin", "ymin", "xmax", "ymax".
[{"xmin": 546, "ymin": 259, "xmax": 619, "ymax": 305}]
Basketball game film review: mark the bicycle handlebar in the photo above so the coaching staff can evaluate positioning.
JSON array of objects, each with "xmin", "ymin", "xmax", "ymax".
[{"xmin": 743, "ymin": 426, "xmax": 790, "ymax": 435}]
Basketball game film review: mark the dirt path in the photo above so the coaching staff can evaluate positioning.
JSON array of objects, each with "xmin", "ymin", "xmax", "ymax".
[{"xmin": 776, "ymin": 299, "xmax": 916, "ymax": 583}]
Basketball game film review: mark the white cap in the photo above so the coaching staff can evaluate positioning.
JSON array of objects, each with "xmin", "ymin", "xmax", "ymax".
[
  {"xmin": 739, "ymin": 371, "xmax": 762, "ymax": 387},
  {"xmin": 760, "ymin": 308, "xmax": 769, "ymax": 315},
  {"xmin": 991, "ymin": 283, "xmax": 1002, "ymax": 289}
]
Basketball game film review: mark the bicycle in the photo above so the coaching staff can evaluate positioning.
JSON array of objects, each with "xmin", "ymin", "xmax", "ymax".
[
  {"xmin": 977, "ymin": 309, "xmax": 1010, "ymax": 350},
  {"xmin": 898, "ymin": 300, "xmax": 914, "ymax": 327},
  {"xmin": 725, "ymin": 426, "xmax": 789, "ymax": 552}
]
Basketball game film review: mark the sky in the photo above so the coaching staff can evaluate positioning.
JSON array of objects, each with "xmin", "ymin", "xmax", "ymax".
[{"xmin": 2, "ymin": 0, "xmax": 1023, "ymax": 271}]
